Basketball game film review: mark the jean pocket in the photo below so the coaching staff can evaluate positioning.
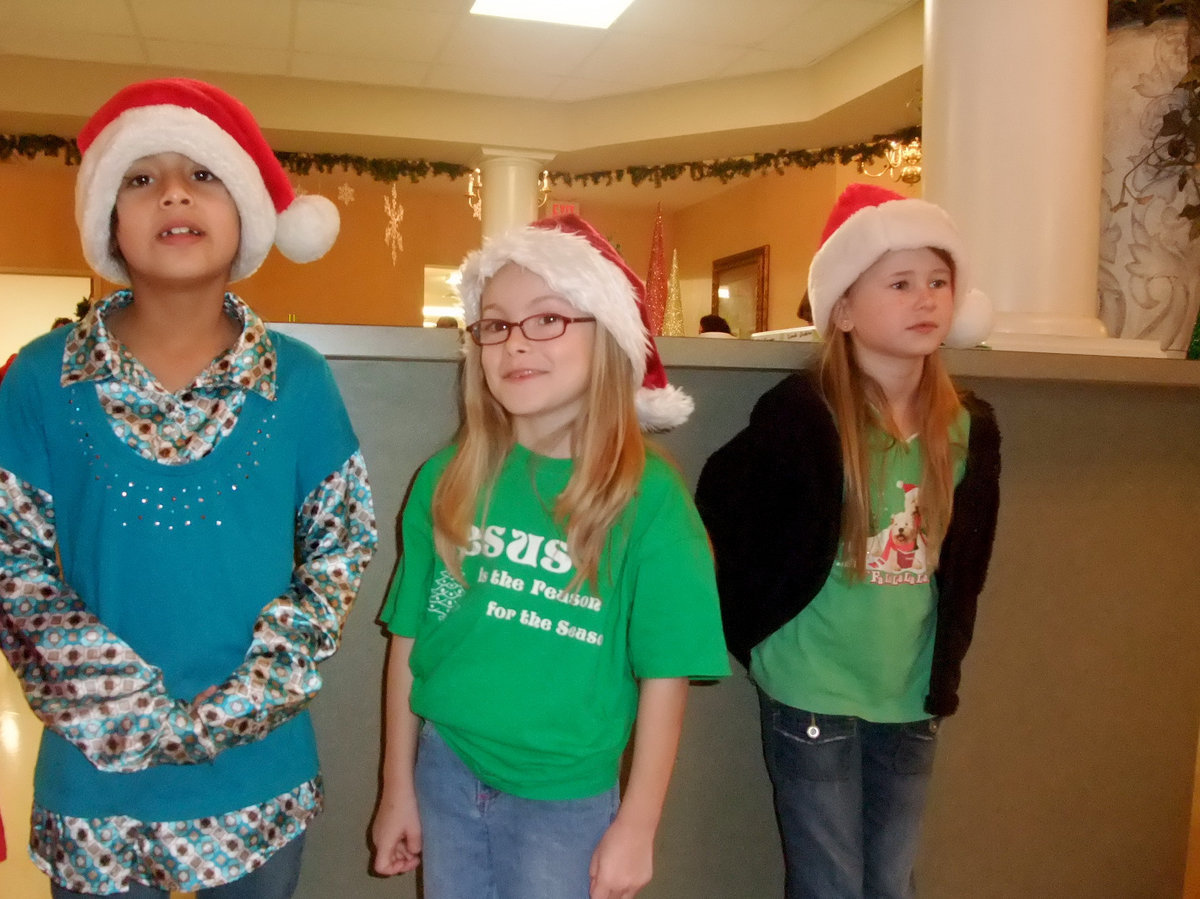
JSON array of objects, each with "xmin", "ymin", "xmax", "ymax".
[
  {"xmin": 892, "ymin": 717, "xmax": 941, "ymax": 776},
  {"xmin": 766, "ymin": 705, "xmax": 856, "ymax": 783}
]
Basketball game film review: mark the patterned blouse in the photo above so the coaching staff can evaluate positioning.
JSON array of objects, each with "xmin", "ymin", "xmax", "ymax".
[{"xmin": 0, "ymin": 291, "xmax": 376, "ymax": 894}]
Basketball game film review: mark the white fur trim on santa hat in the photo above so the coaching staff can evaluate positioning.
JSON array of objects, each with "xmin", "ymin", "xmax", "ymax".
[
  {"xmin": 459, "ymin": 226, "xmax": 651, "ymax": 386},
  {"xmin": 77, "ymin": 104, "xmax": 277, "ymax": 283},
  {"xmin": 808, "ymin": 197, "xmax": 995, "ymax": 346}
]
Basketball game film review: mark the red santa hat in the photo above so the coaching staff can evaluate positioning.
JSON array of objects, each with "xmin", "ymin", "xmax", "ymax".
[
  {"xmin": 808, "ymin": 183, "xmax": 993, "ymax": 348},
  {"xmin": 75, "ymin": 77, "xmax": 339, "ymax": 284},
  {"xmin": 458, "ymin": 213, "xmax": 693, "ymax": 431}
]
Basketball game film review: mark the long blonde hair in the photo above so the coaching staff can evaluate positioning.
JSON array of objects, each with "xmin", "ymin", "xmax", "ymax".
[
  {"xmin": 818, "ymin": 249, "xmax": 965, "ymax": 580},
  {"xmin": 433, "ymin": 324, "xmax": 645, "ymax": 591}
]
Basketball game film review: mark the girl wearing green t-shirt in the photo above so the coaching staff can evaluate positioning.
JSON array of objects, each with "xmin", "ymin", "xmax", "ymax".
[
  {"xmin": 371, "ymin": 214, "xmax": 729, "ymax": 899},
  {"xmin": 697, "ymin": 183, "xmax": 1001, "ymax": 899}
]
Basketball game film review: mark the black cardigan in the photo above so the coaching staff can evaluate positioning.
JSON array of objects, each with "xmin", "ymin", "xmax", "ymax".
[{"xmin": 695, "ymin": 370, "xmax": 1001, "ymax": 717}]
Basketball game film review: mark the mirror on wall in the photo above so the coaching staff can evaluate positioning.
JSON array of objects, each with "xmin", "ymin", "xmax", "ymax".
[
  {"xmin": 422, "ymin": 265, "xmax": 465, "ymax": 328},
  {"xmin": 711, "ymin": 246, "xmax": 769, "ymax": 338}
]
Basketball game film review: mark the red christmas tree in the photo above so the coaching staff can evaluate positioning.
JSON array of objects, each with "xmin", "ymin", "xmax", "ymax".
[{"xmin": 644, "ymin": 206, "xmax": 667, "ymax": 335}]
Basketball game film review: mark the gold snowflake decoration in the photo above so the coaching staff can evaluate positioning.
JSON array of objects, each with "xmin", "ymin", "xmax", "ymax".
[
  {"xmin": 337, "ymin": 183, "xmax": 355, "ymax": 206},
  {"xmin": 384, "ymin": 183, "xmax": 404, "ymax": 265}
]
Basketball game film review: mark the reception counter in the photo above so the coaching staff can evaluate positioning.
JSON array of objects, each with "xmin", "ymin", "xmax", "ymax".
[{"xmin": 277, "ymin": 326, "xmax": 1200, "ymax": 898}]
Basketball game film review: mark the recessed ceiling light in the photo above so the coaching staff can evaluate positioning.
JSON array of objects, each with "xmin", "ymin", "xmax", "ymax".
[{"xmin": 469, "ymin": 0, "xmax": 635, "ymax": 29}]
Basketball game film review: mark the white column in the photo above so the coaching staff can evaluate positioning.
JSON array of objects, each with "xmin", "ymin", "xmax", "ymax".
[
  {"xmin": 923, "ymin": 0, "xmax": 1108, "ymax": 340},
  {"xmin": 478, "ymin": 147, "xmax": 556, "ymax": 240}
]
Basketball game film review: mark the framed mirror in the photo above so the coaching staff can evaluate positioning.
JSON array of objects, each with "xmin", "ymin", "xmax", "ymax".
[
  {"xmin": 422, "ymin": 264, "xmax": 465, "ymax": 328},
  {"xmin": 711, "ymin": 246, "xmax": 768, "ymax": 337}
]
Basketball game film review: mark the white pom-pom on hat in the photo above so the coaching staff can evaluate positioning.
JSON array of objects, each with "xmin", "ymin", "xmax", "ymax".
[
  {"xmin": 75, "ymin": 78, "xmax": 339, "ymax": 283},
  {"xmin": 943, "ymin": 287, "xmax": 994, "ymax": 349},
  {"xmin": 275, "ymin": 193, "xmax": 340, "ymax": 263},
  {"xmin": 635, "ymin": 382, "xmax": 695, "ymax": 432}
]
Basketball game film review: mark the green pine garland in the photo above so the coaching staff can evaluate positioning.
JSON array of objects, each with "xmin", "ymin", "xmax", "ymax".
[
  {"xmin": 1, "ymin": 127, "xmax": 920, "ymax": 189},
  {"xmin": 273, "ymin": 151, "xmax": 474, "ymax": 183},
  {"xmin": 549, "ymin": 126, "xmax": 921, "ymax": 189},
  {"xmin": 0, "ymin": 133, "xmax": 80, "ymax": 164}
]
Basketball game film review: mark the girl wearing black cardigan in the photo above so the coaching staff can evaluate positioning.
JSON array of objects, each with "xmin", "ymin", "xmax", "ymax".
[{"xmin": 697, "ymin": 184, "xmax": 1001, "ymax": 899}]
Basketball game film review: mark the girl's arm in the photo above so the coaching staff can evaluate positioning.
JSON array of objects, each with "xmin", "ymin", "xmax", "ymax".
[
  {"xmin": 371, "ymin": 635, "xmax": 423, "ymax": 876},
  {"xmin": 0, "ymin": 468, "xmax": 216, "ymax": 771},
  {"xmin": 927, "ymin": 394, "xmax": 1002, "ymax": 716},
  {"xmin": 589, "ymin": 676, "xmax": 689, "ymax": 899},
  {"xmin": 190, "ymin": 450, "xmax": 377, "ymax": 748}
]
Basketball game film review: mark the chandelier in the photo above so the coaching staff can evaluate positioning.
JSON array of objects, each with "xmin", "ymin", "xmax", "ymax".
[
  {"xmin": 858, "ymin": 137, "xmax": 922, "ymax": 185},
  {"xmin": 465, "ymin": 168, "xmax": 553, "ymax": 219},
  {"xmin": 466, "ymin": 168, "xmax": 482, "ymax": 219}
]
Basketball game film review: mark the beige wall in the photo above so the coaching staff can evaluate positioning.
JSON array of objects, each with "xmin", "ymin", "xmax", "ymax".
[
  {"xmin": 0, "ymin": 155, "xmax": 87, "ymax": 278},
  {"xmin": 0, "ymin": 155, "xmax": 484, "ymax": 327},
  {"xmin": 675, "ymin": 164, "xmax": 834, "ymax": 332},
  {"xmin": 673, "ymin": 164, "xmax": 922, "ymax": 334},
  {"xmin": 2, "ymin": 153, "xmax": 910, "ymax": 334},
  {"xmin": 246, "ymin": 174, "xmax": 479, "ymax": 326},
  {"xmin": 2, "ymin": 139, "xmax": 1198, "ymax": 893},
  {"xmin": 0, "ymin": 156, "xmax": 677, "ymax": 328},
  {"xmin": 290, "ymin": 348, "xmax": 1200, "ymax": 899}
]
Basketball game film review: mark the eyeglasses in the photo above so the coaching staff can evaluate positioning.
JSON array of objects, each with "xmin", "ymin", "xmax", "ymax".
[{"xmin": 465, "ymin": 312, "xmax": 597, "ymax": 346}]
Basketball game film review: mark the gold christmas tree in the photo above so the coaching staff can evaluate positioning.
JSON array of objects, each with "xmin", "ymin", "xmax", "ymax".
[{"xmin": 662, "ymin": 249, "xmax": 684, "ymax": 336}]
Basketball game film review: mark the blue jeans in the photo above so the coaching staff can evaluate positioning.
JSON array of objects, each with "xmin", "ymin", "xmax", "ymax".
[
  {"xmin": 758, "ymin": 691, "xmax": 940, "ymax": 899},
  {"xmin": 414, "ymin": 721, "xmax": 619, "ymax": 899},
  {"xmin": 49, "ymin": 831, "xmax": 305, "ymax": 899}
]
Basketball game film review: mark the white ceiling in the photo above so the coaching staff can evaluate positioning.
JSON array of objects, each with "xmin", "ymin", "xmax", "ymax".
[
  {"xmin": 0, "ymin": 0, "xmax": 917, "ymax": 103},
  {"xmin": 0, "ymin": 0, "xmax": 922, "ymax": 210}
]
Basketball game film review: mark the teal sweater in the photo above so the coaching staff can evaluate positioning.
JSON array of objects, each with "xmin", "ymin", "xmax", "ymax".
[{"xmin": 1, "ymin": 327, "xmax": 358, "ymax": 821}]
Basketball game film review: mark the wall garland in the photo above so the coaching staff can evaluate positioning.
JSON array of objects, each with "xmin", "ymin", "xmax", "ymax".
[{"xmin": 0, "ymin": 126, "xmax": 921, "ymax": 190}]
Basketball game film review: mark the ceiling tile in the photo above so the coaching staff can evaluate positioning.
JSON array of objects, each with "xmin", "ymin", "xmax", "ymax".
[
  {"xmin": 758, "ymin": 0, "xmax": 902, "ymax": 67},
  {"xmin": 295, "ymin": 1, "xmax": 456, "ymax": 60},
  {"xmin": 611, "ymin": 0, "xmax": 819, "ymax": 46},
  {"xmin": 290, "ymin": 51, "xmax": 430, "ymax": 88},
  {"xmin": 434, "ymin": 16, "xmax": 605, "ymax": 76},
  {"xmin": 421, "ymin": 62, "xmax": 561, "ymax": 100},
  {"xmin": 4, "ymin": 0, "xmax": 136, "ymax": 34},
  {"xmin": 0, "ymin": 0, "xmax": 920, "ymax": 103},
  {"xmin": 131, "ymin": 0, "xmax": 294, "ymax": 48},
  {"xmin": 322, "ymin": 0, "xmax": 467, "ymax": 9},
  {"xmin": 578, "ymin": 32, "xmax": 744, "ymax": 89},
  {"xmin": 143, "ymin": 41, "xmax": 291, "ymax": 77},
  {"xmin": 0, "ymin": 29, "xmax": 145, "ymax": 64}
]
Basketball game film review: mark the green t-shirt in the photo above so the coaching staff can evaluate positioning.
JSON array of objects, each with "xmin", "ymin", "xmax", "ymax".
[
  {"xmin": 752, "ymin": 412, "xmax": 969, "ymax": 723},
  {"xmin": 381, "ymin": 443, "xmax": 730, "ymax": 800}
]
